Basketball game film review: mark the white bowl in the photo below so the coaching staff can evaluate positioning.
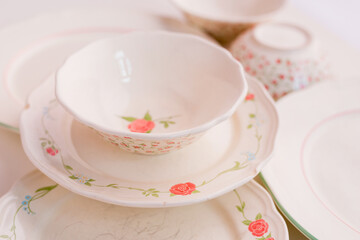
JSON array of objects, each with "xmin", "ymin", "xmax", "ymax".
[
  {"xmin": 172, "ymin": 0, "xmax": 287, "ymax": 44},
  {"xmin": 56, "ymin": 31, "xmax": 247, "ymax": 155},
  {"xmin": 230, "ymin": 22, "xmax": 331, "ymax": 100}
]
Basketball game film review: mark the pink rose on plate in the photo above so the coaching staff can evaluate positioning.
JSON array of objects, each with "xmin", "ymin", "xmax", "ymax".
[
  {"xmin": 248, "ymin": 219, "xmax": 269, "ymax": 237},
  {"xmin": 170, "ymin": 182, "xmax": 196, "ymax": 196},
  {"xmin": 128, "ymin": 119, "xmax": 155, "ymax": 133},
  {"xmin": 46, "ymin": 147, "xmax": 58, "ymax": 156}
]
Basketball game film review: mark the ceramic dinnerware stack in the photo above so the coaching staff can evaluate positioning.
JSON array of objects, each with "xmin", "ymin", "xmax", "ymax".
[{"xmin": 0, "ymin": 6, "xmax": 288, "ymax": 240}]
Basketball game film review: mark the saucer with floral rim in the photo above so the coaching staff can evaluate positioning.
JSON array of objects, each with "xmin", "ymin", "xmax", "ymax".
[
  {"xmin": 20, "ymin": 74, "xmax": 278, "ymax": 207},
  {"xmin": 0, "ymin": 170, "xmax": 288, "ymax": 239}
]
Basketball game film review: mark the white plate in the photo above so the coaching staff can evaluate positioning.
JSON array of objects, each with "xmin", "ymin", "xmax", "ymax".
[
  {"xmin": 20, "ymin": 74, "xmax": 278, "ymax": 208},
  {"xmin": 0, "ymin": 7, "xmax": 211, "ymax": 130},
  {"xmin": 0, "ymin": 170, "xmax": 288, "ymax": 240},
  {"xmin": 261, "ymin": 79, "xmax": 360, "ymax": 239}
]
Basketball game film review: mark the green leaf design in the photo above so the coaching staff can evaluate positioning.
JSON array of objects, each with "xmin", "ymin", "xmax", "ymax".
[
  {"xmin": 192, "ymin": 190, "xmax": 200, "ymax": 194},
  {"xmin": 69, "ymin": 175, "xmax": 78, "ymax": 180},
  {"xmin": 87, "ymin": 179, "xmax": 96, "ymax": 182},
  {"xmin": 41, "ymin": 142, "xmax": 47, "ymax": 147},
  {"xmin": 265, "ymin": 233, "xmax": 272, "ymax": 238},
  {"xmin": 147, "ymin": 188, "xmax": 155, "ymax": 191},
  {"xmin": 0, "ymin": 235, "xmax": 9, "ymax": 238},
  {"xmin": 247, "ymin": 124, "xmax": 253, "ymax": 129},
  {"xmin": 84, "ymin": 182, "xmax": 92, "ymax": 186},
  {"xmin": 65, "ymin": 165, "xmax": 73, "ymax": 170},
  {"xmin": 169, "ymin": 121, "xmax": 175, "ymax": 124},
  {"xmin": 146, "ymin": 130, "xmax": 152, "ymax": 133},
  {"xmin": 121, "ymin": 116, "xmax": 137, "ymax": 122},
  {"xmin": 35, "ymin": 184, "xmax": 58, "ymax": 193},
  {"xmin": 242, "ymin": 220, "xmax": 252, "ymax": 225},
  {"xmin": 160, "ymin": 121, "xmax": 169, "ymax": 128},
  {"xmin": 249, "ymin": 113, "xmax": 256, "ymax": 118},
  {"xmin": 106, "ymin": 184, "xmax": 119, "ymax": 188},
  {"xmin": 255, "ymin": 213, "xmax": 262, "ymax": 220},
  {"xmin": 170, "ymin": 193, "xmax": 176, "ymax": 197},
  {"xmin": 152, "ymin": 194, "xmax": 159, "ymax": 197},
  {"xmin": 144, "ymin": 111, "xmax": 152, "ymax": 121},
  {"xmin": 236, "ymin": 205, "xmax": 243, "ymax": 212},
  {"xmin": 241, "ymin": 201, "xmax": 245, "ymax": 209}
]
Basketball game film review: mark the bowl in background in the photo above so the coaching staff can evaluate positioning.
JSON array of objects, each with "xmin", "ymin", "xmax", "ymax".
[
  {"xmin": 230, "ymin": 22, "xmax": 331, "ymax": 100},
  {"xmin": 56, "ymin": 31, "xmax": 247, "ymax": 155},
  {"xmin": 172, "ymin": 0, "xmax": 287, "ymax": 44}
]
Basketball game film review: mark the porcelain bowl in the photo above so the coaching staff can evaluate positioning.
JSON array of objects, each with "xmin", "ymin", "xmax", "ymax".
[
  {"xmin": 172, "ymin": 0, "xmax": 286, "ymax": 44},
  {"xmin": 56, "ymin": 31, "xmax": 247, "ymax": 155},
  {"xmin": 230, "ymin": 22, "xmax": 330, "ymax": 100}
]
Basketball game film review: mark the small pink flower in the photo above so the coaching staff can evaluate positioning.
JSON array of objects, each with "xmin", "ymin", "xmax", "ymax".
[
  {"xmin": 124, "ymin": 136, "xmax": 132, "ymax": 139},
  {"xmin": 247, "ymin": 52, "xmax": 254, "ymax": 59},
  {"xmin": 128, "ymin": 119, "xmax": 155, "ymax": 133},
  {"xmin": 278, "ymin": 74, "xmax": 285, "ymax": 80},
  {"xmin": 265, "ymin": 238, "xmax": 274, "ymax": 240},
  {"xmin": 46, "ymin": 147, "xmax": 58, "ymax": 156},
  {"xmin": 258, "ymin": 64, "xmax": 263, "ymax": 69},
  {"xmin": 133, "ymin": 146, "xmax": 141, "ymax": 149},
  {"xmin": 286, "ymin": 60, "xmax": 291, "ymax": 65},
  {"xmin": 245, "ymin": 66, "xmax": 251, "ymax": 72},
  {"xmin": 170, "ymin": 182, "xmax": 196, "ymax": 195},
  {"xmin": 245, "ymin": 93, "xmax": 255, "ymax": 101},
  {"xmin": 264, "ymin": 84, "xmax": 269, "ymax": 90},
  {"xmin": 276, "ymin": 59, "xmax": 281, "ymax": 64},
  {"xmin": 248, "ymin": 219, "xmax": 269, "ymax": 237},
  {"xmin": 272, "ymin": 80, "xmax": 277, "ymax": 85}
]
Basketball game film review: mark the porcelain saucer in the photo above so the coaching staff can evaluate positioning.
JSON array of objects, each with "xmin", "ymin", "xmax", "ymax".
[
  {"xmin": 0, "ymin": 7, "xmax": 211, "ymax": 130},
  {"xmin": 261, "ymin": 79, "xmax": 360, "ymax": 239},
  {"xmin": 0, "ymin": 170, "xmax": 288, "ymax": 239},
  {"xmin": 20, "ymin": 74, "xmax": 278, "ymax": 207}
]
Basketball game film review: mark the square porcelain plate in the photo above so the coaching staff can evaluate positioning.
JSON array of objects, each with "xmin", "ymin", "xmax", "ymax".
[
  {"xmin": 20, "ymin": 74, "xmax": 278, "ymax": 207},
  {"xmin": 0, "ymin": 170, "xmax": 288, "ymax": 239}
]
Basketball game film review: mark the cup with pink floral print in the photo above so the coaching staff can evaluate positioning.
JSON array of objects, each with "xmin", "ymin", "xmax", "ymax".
[{"xmin": 230, "ymin": 22, "xmax": 331, "ymax": 100}]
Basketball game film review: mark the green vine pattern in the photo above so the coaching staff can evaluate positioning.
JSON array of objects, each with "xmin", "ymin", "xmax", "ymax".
[
  {"xmin": 234, "ymin": 189, "xmax": 274, "ymax": 240},
  {"xmin": 0, "ymin": 184, "xmax": 58, "ymax": 240},
  {"xmin": 39, "ymin": 93, "xmax": 261, "ymax": 197}
]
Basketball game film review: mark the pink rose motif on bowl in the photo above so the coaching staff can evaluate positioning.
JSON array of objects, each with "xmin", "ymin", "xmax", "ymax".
[{"xmin": 128, "ymin": 119, "xmax": 155, "ymax": 133}]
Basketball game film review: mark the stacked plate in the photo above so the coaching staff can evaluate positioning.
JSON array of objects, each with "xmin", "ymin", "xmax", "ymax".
[{"xmin": 0, "ymin": 6, "xmax": 290, "ymax": 240}]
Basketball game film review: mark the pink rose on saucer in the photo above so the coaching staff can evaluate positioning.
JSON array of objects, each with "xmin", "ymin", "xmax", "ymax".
[
  {"xmin": 46, "ymin": 147, "xmax": 59, "ymax": 156},
  {"xmin": 128, "ymin": 119, "xmax": 155, "ymax": 133},
  {"xmin": 170, "ymin": 182, "xmax": 196, "ymax": 196},
  {"xmin": 248, "ymin": 219, "xmax": 269, "ymax": 237}
]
